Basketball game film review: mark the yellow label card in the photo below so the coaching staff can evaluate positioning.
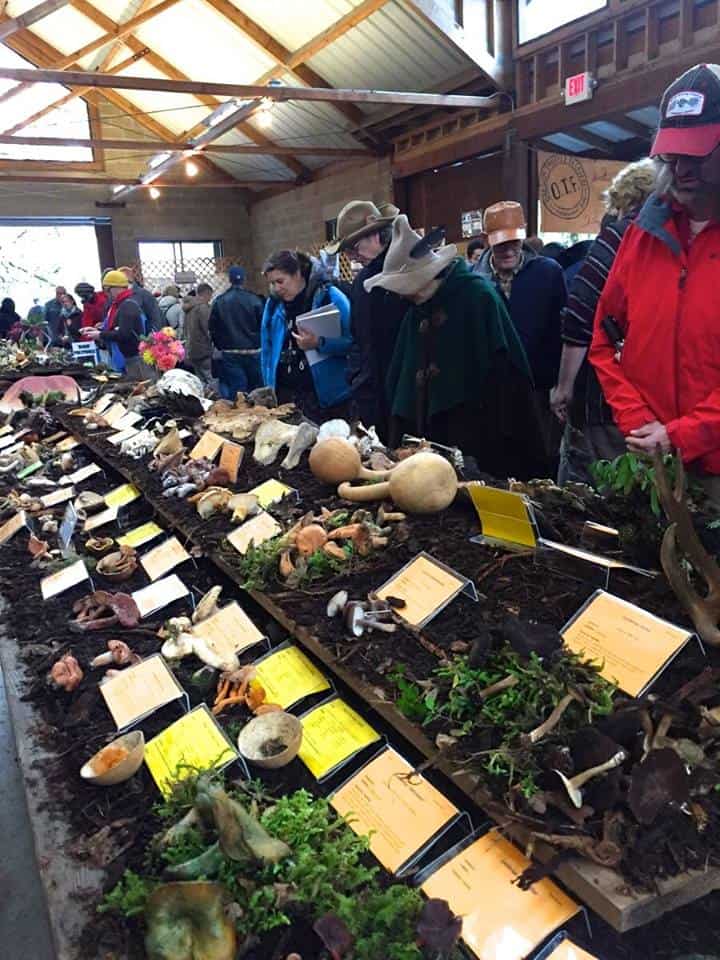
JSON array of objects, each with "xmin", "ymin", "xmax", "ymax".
[
  {"xmin": 421, "ymin": 831, "xmax": 578, "ymax": 960},
  {"xmin": 40, "ymin": 559, "xmax": 89, "ymax": 600},
  {"xmin": 104, "ymin": 483, "xmax": 141, "ymax": 509},
  {"xmin": 117, "ymin": 521, "xmax": 164, "ymax": 549},
  {"xmin": 254, "ymin": 646, "xmax": 330, "ymax": 709},
  {"xmin": 248, "ymin": 478, "xmax": 294, "ymax": 509},
  {"xmin": 226, "ymin": 511, "xmax": 282, "ymax": 555},
  {"xmin": 102, "ymin": 402, "xmax": 128, "ymax": 426},
  {"xmin": 219, "ymin": 441, "xmax": 244, "ymax": 484},
  {"xmin": 376, "ymin": 553, "xmax": 466, "ymax": 628},
  {"xmin": 140, "ymin": 536, "xmax": 191, "ymax": 581},
  {"xmin": 100, "ymin": 654, "xmax": 185, "ymax": 730},
  {"xmin": 40, "ymin": 486, "xmax": 75, "ymax": 508},
  {"xmin": 189, "ymin": 430, "xmax": 225, "ymax": 461},
  {"xmin": 55, "ymin": 436, "xmax": 80, "ymax": 452},
  {"xmin": 467, "ymin": 483, "xmax": 537, "ymax": 548},
  {"xmin": 0, "ymin": 510, "xmax": 26, "ymax": 545},
  {"xmin": 299, "ymin": 698, "xmax": 380, "ymax": 779},
  {"xmin": 132, "ymin": 574, "xmax": 189, "ymax": 618},
  {"xmin": 331, "ymin": 748, "xmax": 458, "ymax": 873},
  {"xmin": 545, "ymin": 942, "xmax": 598, "ymax": 960},
  {"xmin": 145, "ymin": 704, "xmax": 238, "ymax": 797},
  {"xmin": 192, "ymin": 601, "xmax": 264, "ymax": 659},
  {"xmin": 84, "ymin": 505, "xmax": 119, "ymax": 532},
  {"xmin": 562, "ymin": 590, "xmax": 691, "ymax": 696}
]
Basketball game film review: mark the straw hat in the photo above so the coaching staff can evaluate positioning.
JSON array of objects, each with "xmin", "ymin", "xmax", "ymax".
[
  {"xmin": 326, "ymin": 200, "xmax": 399, "ymax": 254},
  {"xmin": 483, "ymin": 202, "xmax": 527, "ymax": 247},
  {"xmin": 363, "ymin": 215, "xmax": 457, "ymax": 298},
  {"xmin": 102, "ymin": 270, "xmax": 129, "ymax": 289}
]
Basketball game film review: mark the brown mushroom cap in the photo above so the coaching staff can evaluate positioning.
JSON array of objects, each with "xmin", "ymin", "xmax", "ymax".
[
  {"xmin": 50, "ymin": 653, "xmax": 83, "ymax": 691},
  {"xmin": 108, "ymin": 639, "xmax": 133, "ymax": 665},
  {"xmin": 295, "ymin": 524, "xmax": 328, "ymax": 557}
]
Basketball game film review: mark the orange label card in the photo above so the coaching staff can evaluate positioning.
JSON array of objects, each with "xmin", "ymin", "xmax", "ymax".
[
  {"xmin": 190, "ymin": 430, "xmax": 225, "ymax": 461},
  {"xmin": 0, "ymin": 510, "xmax": 26, "ymax": 544},
  {"xmin": 132, "ymin": 574, "xmax": 189, "ymax": 618},
  {"xmin": 140, "ymin": 536, "xmax": 191, "ymax": 581},
  {"xmin": 219, "ymin": 441, "xmax": 244, "ymax": 483},
  {"xmin": 226, "ymin": 511, "xmax": 282, "ymax": 555},
  {"xmin": 562, "ymin": 590, "xmax": 691, "ymax": 696},
  {"xmin": 299, "ymin": 698, "xmax": 380, "ymax": 779},
  {"xmin": 332, "ymin": 748, "xmax": 458, "ymax": 872},
  {"xmin": 191, "ymin": 601, "xmax": 264, "ymax": 659},
  {"xmin": 40, "ymin": 559, "xmax": 89, "ymax": 600},
  {"xmin": 100, "ymin": 654, "xmax": 185, "ymax": 729},
  {"xmin": 545, "ymin": 941, "xmax": 598, "ymax": 960},
  {"xmin": 376, "ymin": 554, "xmax": 466, "ymax": 627},
  {"xmin": 254, "ymin": 645, "xmax": 330, "ymax": 708},
  {"xmin": 421, "ymin": 831, "xmax": 578, "ymax": 960},
  {"xmin": 40, "ymin": 486, "xmax": 75, "ymax": 508}
]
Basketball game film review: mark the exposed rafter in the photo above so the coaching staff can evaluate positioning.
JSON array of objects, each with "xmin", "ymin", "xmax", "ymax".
[
  {"xmin": 0, "ymin": 0, "xmax": 71, "ymax": 40},
  {"xmin": 0, "ymin": 173, "xmax": 286, "ymax": 186}
]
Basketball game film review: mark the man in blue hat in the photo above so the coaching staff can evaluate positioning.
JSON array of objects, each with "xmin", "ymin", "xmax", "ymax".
[{"xmin": 209, "ymin": 265, "xmax": 264, "ymax": 398}]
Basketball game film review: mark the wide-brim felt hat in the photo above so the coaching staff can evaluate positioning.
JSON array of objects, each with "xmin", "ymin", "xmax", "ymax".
[
  {"xmin": 325, "ymin": 200, "xmax": 399, "ymax": 254},
  {"xmin": 363, "ymin": 215, "xmax": 457, "ymax": 297},
  {"xmin": 483, "ymin": 201, "xmax": 527, "ymax": 247}
]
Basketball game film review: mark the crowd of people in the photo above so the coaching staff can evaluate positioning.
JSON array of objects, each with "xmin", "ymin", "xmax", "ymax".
[{"xmin": 4, "ymin": 63, "xmax": 720, "ymax": 498}]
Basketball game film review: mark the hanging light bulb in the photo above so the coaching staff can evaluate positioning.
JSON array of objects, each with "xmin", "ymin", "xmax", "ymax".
[
  {"xmin": 257, "ymin": 96, "xmax": 273, "ymax": 129},
  {"xmin": 149, "ymin": 186, "xmax": 161, "ymax": 200},
  {"xmin": 185, "ymin": 158, "xmax": 200, "ymax": 177}
]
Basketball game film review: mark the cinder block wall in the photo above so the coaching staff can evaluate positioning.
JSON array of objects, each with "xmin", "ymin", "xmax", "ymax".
[
  {"xmin": 248, "ymin": 157, "xmax": 394, "ymax": 291},
  {"xmin": 0, "ymin": 183, "xmax": 252, "ymax": 282}
]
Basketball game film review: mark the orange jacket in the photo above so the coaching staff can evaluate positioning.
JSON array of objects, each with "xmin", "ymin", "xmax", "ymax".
[{"xmin": 590, "ymin": 194, "xmax": 720, "ymax": 474}]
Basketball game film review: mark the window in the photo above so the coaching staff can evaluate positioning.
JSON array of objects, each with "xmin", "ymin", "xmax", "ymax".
[
  {"xmin": 517, "ymin": 0, "xmax": 607, "ymax": 44},
  {"xmin": 0, "ymin": 47, "xmax": 93, "ymax": 162},
  {"xmin": 138, "ymin": 240, "xmax": 225, "ymax": 294}
]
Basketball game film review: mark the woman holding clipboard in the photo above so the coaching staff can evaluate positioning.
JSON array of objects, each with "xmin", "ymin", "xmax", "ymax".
[{"xmin": 260, "ymin": 249, "xmax": 352, "ymax": 423}]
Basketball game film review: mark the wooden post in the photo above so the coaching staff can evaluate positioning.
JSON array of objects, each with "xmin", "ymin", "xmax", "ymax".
[{"xmin": 501, "ymin": 128, "xmax": 530, "ymax": 217}]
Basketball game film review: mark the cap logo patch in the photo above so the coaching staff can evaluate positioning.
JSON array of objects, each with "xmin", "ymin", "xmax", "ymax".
[{"xmin": 667, "ymin": 91, "xmax": 705, "ymax": 117}]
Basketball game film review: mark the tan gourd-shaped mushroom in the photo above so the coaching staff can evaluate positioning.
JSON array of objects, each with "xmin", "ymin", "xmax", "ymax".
[
  {"xmin": 338, "ymin": 451, "xmax": 459, "ymax": 515},
  {"xmin": 308, "ymin": 437, "xmax": 392, "ymax": 485}
]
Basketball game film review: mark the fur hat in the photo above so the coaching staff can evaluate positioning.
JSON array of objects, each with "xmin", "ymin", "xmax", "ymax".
[
  {"xmin": 363, "ymin": 215, "xmax": 457, "ymax": 297},
  {"xmin": 483, "ymin": 202, "xmax": 527, "ymax": 247},
  {"xmin": 326, "ymin": 200, "xmax": 399, "ymax": 254},
  {"xmin": 102, "ymin": 270, "xmax": 129, "ymax": 289}
]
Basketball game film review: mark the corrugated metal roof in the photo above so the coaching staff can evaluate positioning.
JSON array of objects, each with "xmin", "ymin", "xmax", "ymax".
[{"xmin": 231, "ymin": 0, "xmax": 362, "ymax": 52}]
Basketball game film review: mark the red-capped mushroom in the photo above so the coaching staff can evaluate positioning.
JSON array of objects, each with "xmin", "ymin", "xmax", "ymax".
[{"xmin": 90, "ymin": 639, "xmax": 140, "ymax": 669}]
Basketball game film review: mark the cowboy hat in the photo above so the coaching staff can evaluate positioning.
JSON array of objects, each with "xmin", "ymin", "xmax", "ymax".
[
  {"xmin": 483, "ymin": 202, "xmax": 526, "ymax": 247},
  {"xmin": 325, "ymin": 200, "xmax": 399, "ymax": 254},
  {"xmin": 363, "ymin": 215, "xmax": 457, "ymax": 298}
]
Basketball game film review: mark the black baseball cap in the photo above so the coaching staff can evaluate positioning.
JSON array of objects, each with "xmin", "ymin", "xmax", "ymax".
[{"xmin": 651, "ymin": 63, "xmax": 720, "ymax": 157}]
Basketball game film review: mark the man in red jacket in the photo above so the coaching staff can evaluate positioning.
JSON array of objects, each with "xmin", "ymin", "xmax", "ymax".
[
  {"xmin": 590, "ymin": 63, "xmax": 720, "ymax": 496},
  {"xmin": 74, "ymin": 282, "xmax": 108, "ymax": 330}
]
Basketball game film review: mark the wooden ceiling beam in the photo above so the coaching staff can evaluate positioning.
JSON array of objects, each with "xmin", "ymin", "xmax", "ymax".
[
  {"xmin": 603, "ymin": 111, "xmax": 654, "ymax": 140},
  {"xmin": 0, "ymin": 172, "xmax": 285, "ymax": 185},
  {"xmin": 563, "ymin": 125, "xmax": 615, "ymax": 153},
  {"xmin": 69, "ymin": 0, "xmax": 309, "ymax": 179},
  {"xmin": 0, "ymin": 0, "xmax": 71, "ymax": 40},
  {"xmin": 0, "ymin": 66, "xmax": 502, "ymax": 107}
]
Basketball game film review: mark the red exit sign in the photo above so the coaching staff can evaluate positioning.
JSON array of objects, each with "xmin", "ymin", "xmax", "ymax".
[{"xmin": 565, "ymin": 72, "xmax": 594, "ymax": 105}]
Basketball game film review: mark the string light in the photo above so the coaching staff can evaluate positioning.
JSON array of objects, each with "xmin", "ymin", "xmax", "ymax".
[
  {"xmin": 185, "ymin": 158, "xmax": 199, "ymax": 177},
  {"xmin": 149, "ymin": 186, "xmax": 161, "ymax": 200}
]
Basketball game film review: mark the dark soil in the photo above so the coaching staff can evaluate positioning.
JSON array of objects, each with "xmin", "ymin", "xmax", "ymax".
[{"xmin": 29, "ymin": 402, "xmax": 720, "ymax": 959}]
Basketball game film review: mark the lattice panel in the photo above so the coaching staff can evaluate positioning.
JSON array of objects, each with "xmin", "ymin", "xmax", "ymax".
[{"xmin": 134, "ymin": 256, "xmax": 244, "ymax": 295}]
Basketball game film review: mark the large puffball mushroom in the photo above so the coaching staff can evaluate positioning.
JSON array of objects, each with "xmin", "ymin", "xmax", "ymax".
[
  {"xmin": 281, "ymin": 421, "xmax": 318, "ymax": 470},
  {"xmin": 338, "ymin": 451, "xmax": 459, "ymax": 514},
  {"xmin": 317, "ymin": 419, "xmax": 351, "ymax": 442},
  {"xmin": 253, "ymin": 419, "xmax": 299, "ymax": 466}
]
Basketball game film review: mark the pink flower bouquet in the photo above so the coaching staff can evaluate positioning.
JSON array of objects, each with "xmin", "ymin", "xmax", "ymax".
[{"xmin": 138, "ymin": 326, "xmax": 185, "ymax": 372}]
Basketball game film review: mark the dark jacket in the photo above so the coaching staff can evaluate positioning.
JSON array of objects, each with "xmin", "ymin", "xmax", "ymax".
[
  {"xmin": 184, "ymin": 296, "xmax": 212, "ymax": 364},
  {"xmin": 474, "ymin": 246, "xmax": 566, "ymax": 389},
  {"xmin": 44, "ymin": 298, "xmax": 65, "ymax": 345},
  {"xmin": 387, "ymin": 258, "xmax": 546, "ymax": 478},
  {"xmin": 0, "ymin": 299, "xmax": 20, "ymax": 337},
  {"xmin": 63, "ymin": 307, "xmax": 84, "ymax": 341},
  {"xmin": 99, "ymin": 289, "xmax": 144, "ymax": 358},
  {"xmin": 209, "ymin": 284, "xmax": 263, "ymax": 351},
  {"xmin": 132, "ymin": 282, "xmax": 162, "ymax": 332},
  {"xmin": 261, "ymin": 263, "xmax": 351, "ymax": 409},
  {"xmin": 348, "ymin": 248, "xmax": 406, "ymax": 437}
]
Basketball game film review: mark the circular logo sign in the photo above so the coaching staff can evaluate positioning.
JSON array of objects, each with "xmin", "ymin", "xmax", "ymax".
[{"xmin": 540, "ymin": 154, "xmax": 591, "ymax": 221}]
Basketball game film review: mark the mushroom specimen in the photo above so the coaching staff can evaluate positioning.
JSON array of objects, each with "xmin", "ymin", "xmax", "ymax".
[
  {"xmin": 253, "ymin": 419, "xmax": 300, "ymax": 466},
  {"xmin": 96, "ymin": 546, "xmax": 139, "ymax": 582},
  {"xmin": 85, "ymin": 536, "xmax": 114, "ymax": 556},
  {"xmin": 90, "ymin": 639, "xmax": 140, "ymax": 669},
  {"xmin": 344, "ymin": 600, "xmax": 397, "ymax": 637},
  {"xmin": 153, "ymin": 427, "xmax": 183, "ymax": 458},
  {"xmin": 144, "ymin": 882, "xmax": 236, "ymax": 960},
  {"xmin": 202, "ymin": 395, "xmax": 295, "ymax": 442},
  {"xmin": 70, "ymin": 591, "xmax": 140, "ymax": 631},
  {"xmin": 192, "ymin": 586, "xmax": 222, "ymax": 624},
  {"xmin": 212, "ymin": 666, "xmax": 279, "ymax": 716},
  {"xmin": 195, "ymin": 779, "xmax": 291, "ymax": 864},
  {"xmin": 160, "ymin": 617, "xmax": 239, "ymax": 673},
  {"xmin": 227, "ymin": 493, "xmax": 259, "ymax": 524},
  {"xmin": 338, "ymin": 451, "xmax": 460, "ymax": 514},
  {"xmin": 628, "ymin": 747, "xmax": 691, "ymax": 825},
  {"xmin": 554, "ymin": 750, "xmax": 626, "ymax": 809},
  {"xmin": 49, "ymin": 652, "xmax": 83, "ymax": 691},
  {"xmin": 190, "ymin": 486, "xmax": 233, "ymax": 520},
  {"xmin": 281, "ymin": 421, "xmax": 318, "ymax": 469},
  {"xmin": 326, "ymin": 590, "xmax": 348, "ymax": 618}
]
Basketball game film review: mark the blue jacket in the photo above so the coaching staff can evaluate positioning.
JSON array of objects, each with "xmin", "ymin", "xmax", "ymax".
[
  {"xmin": 261, "ymin": 268, "xmax": 352, "ymax": 408},
  {"xmin": 474, "ymin": 246, "xmax": 566, "ymax": 389}
]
